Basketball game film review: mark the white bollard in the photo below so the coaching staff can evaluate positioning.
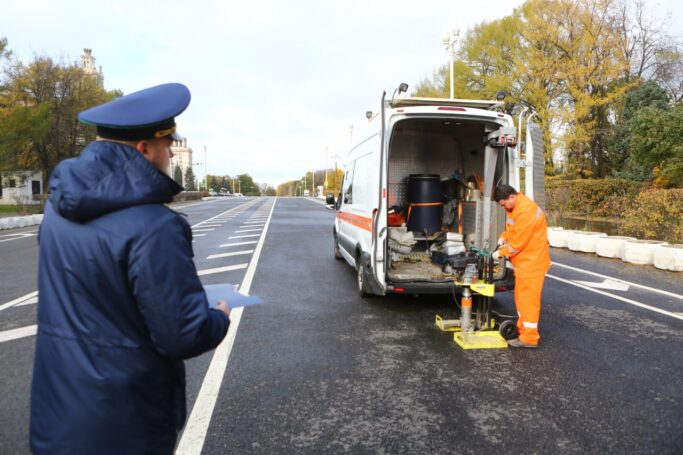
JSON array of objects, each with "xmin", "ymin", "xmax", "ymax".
[
  {"xmin": 568, "ymin": 231, "xmax": 607, "ymax": 253},
  {"xmin": 622, "ymin": 239, "xmax": 668, "ymax": 265},
  {"xmin": 652, "ymin": 244, "xmax": 683, "ymax": 272},
  {"xmin": 595, "ymin": 236, "xmax": 637, "ymax": 259}
]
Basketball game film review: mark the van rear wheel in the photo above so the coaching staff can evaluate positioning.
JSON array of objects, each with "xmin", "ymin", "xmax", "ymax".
[
  {"xmin": 356, "ymin": 261, "xmax": 373, "ymax": 297},
  {"xmin": 334, "ymin": 233, "xmax": 342, "ymax": 260}
]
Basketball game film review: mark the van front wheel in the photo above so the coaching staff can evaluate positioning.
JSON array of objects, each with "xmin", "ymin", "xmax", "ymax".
[{"xmin": 356, "ymin": 261, "xmax": 373, "ymax": 297}]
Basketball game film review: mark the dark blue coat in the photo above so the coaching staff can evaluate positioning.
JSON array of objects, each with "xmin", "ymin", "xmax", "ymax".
[{"xmin": 30, "ymin": 141, "xmax": 229, "ymax": 454}]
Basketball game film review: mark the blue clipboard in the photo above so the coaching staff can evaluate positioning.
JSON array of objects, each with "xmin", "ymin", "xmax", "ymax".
[{"xmin": 204, "ymin": 284, "xmax": 263, "ymax": 308}]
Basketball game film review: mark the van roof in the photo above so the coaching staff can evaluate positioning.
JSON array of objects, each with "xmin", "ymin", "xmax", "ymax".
[{"xmin": 390, "ymin": 96, "xmax": 502, "ymax": 110}]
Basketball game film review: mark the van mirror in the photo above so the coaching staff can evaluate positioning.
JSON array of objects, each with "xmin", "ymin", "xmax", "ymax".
[
  {"xmin": 326, "ymin": 194, "xmax": 335, "ymax": 205},
  {"xmin": 344, "ymin": 194, "xmax": 351, "ymax": 204}
]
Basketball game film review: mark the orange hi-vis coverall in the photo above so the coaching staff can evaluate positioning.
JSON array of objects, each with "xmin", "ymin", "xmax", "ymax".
[{"xmin": 499, "ymin": 193, "xmax": 551, "ymax": 345}]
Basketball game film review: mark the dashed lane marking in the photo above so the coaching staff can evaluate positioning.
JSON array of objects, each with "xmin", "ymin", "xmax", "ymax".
[
  {"xmin": 235, "ymin": 228, "xmax": 262, "ymax": 233},
  {"xmin": 0, "ymin": 291, "xmax": 39, "ymax": 312},
  {"xmin": 196, "ymin": 264, "xmax": 248, "ymax": 276},
  {"xmin": 0, "ymin": 325, "xmax": 37, "ymax": 343},
  {"xmin": 206, "ymin": 250, "xmax": 253, "ymax": 260},
  {"xmin": 219, "ymin": 241, "xmax": 258, "ymax": 248},
  {"xmin": 228, "ymin": 234, "xmax": 260, "ymax": 239},
  {"xmin": 15, "ymin": 296, "xmax": 38, "ymax": 306}
]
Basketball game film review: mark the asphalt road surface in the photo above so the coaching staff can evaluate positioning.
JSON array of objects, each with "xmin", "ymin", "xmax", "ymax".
[{"xmin": 1, "ymin": 196, "xmax": 682, "ymax": 454}]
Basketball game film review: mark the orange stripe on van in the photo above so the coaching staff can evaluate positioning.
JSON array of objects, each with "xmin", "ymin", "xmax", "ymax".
[{"xmin": 337, "ymin": 211, "xmax": 373, "ymax": 232}]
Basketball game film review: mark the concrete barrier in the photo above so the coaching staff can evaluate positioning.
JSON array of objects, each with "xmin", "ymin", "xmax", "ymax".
[
  {"xmin": 0, "ymin": 214, "xmax": 43, "ymax": 230},
  {"xmin": 549, "ymin": 229, "xmax": 577, "ymax": 248},
  {"xmin": 652, "ymin": 244, "xmax": 683, "ymax": 272},
  {"xmin": 622, "ymin": 239, "xmax": 668, "ymax": 265},
  {"xmin": 595, "ymin": 236, "xmax": 637, "ymax": 259},
  {"xmin": 567, "ymin": 231, "xmax": 607, "ymax": 253}
]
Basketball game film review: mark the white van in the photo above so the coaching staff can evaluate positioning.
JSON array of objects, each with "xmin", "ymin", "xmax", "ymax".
[{"xmin": 333, "ymin": 85, "xmax": 544, "ymax": 296}]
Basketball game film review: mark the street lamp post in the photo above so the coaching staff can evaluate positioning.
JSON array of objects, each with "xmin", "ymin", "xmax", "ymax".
[
  {"xmin": 203, "ymin": 145, "xmax": 208, "ymax": 191},
  {"xmin": 442, "ymin": 28, "xmax": 460, "ymax": 99},
  {"xmin": 324, "ymin": 148, "xmax": 328, "ymax": 192}
]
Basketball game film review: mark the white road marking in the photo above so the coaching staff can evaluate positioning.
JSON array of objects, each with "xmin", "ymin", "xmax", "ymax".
[
  {"xmin": 192, "ymin": 228, "xmax": 214, "ymax": 232},
  {"xmin": 193, "ymin": 234, "xmax": 207, "ymax": 237},
  {"xmin": 546, "ymin": 274, "xmax": 683, "ymax": 321},
  {"xmin": 0, "ymin": 325, "xmax": 37, "ymax": 343},
  {"xmin": 0, "ymin": 232, "xmax": 38, "ymax": 243},
  {"xmin": 197, "ymin": 264, "xmax": 248, "ymax": 276},
  {"xmin": 551, "ymin": 261, "xmax": 683, "ymax": 301},
  {"xmin": 206, "ymin": 250, "xmax": 253, "ymax": 260},
  {"xmin": 15, "ymin": 296, "xmax": 39, "ymax": 306},
  {"xmin": 190, "ymin": 199, "xmax": 259, "ymax": 229},
  {"xmin": 235, "ymin": 228, "xmax": 262, "ymax": 233},
  {"xmin": 241, "ymin": 222, "xmax": 265, "ymax": 226},
  {"xmin": 0, "ymin": 291, "xmax": 39, "ymax": 312},
  {"xmin": 219, "ymin": 241, "xmax": 258, "ymax": 248},
  {"xmin": 176, "ymin": 199, "xmax": 276, "ymax": 455},
  {"xmin": 573, "ymin": 279, "xmax": 630, "ymax": 292},
  {"xmin": 228, "ymin": 234, "xmax": 260, "ymax": 239}
]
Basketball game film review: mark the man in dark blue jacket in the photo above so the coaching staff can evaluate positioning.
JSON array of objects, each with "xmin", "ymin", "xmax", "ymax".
[{"xmin": 30, "ymin": 83, "xmax": 231, "ymax": 454}]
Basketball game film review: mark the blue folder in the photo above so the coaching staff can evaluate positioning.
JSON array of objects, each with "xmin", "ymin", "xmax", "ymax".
[{"xmin": 203, "ymin": 284, "xmax": 263, "ymax": 308}]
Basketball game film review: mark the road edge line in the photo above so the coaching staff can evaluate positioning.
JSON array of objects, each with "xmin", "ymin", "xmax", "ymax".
[
  {"xmin": 551, "ymin": 261, "xmax": 683, "ymax": 301},
  {"xmin": 546, "ymin": 273, "xmax": 683, "ymax": 321}
]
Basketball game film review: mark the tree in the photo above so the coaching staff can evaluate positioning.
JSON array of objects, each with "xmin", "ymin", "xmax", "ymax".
[
  {"xmin": 1, "ymin": 47, "xmax": 119, "ymax": 186},
  {"xmin": 173, "ymin": 165, "xmax": 183, "ymax": 186},
  {"xmin": 411, "ymin": 0, "xmax": 682, "ymax": 180},
  {"xmin": 237, "ymin": 174, "xmax": 259, "ymax": 196},
  {"xmin": 627, "ymin": 102, "xmax": 683, "ymax": 187},
  {"xmin": 184, "ymin": 166, "xmax": 196, "ymax": 190},
  {"xmin": 608, "ymin": 80, "xmax": 670, "ymax": 174}
]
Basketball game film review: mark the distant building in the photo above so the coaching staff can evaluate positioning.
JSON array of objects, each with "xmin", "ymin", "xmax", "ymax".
[
  {"xmin": 80, "ymin": 48, "xmax": 104, "ymax": 86},
  {"xmin": 0, "ymin": 171, "xmax": 43, "ymax": 205},
  {"xmin": 169, "ymin": 138, "xmax": 193, "ymax": 184}
]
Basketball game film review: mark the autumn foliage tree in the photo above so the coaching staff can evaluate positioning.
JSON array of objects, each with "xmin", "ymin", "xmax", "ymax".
[
  {"xmin": 413, "ymin": 0, "xmax": 682, "ymax": 181},
  {"xmin": 0, "ymin": 39, "xmax": 120, "ymax": 186}
]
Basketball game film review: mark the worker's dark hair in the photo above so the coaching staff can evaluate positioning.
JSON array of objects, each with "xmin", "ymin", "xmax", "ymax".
[{"xmin": 494, "ymin": 184, "xmax": 518, "ymax": 202}]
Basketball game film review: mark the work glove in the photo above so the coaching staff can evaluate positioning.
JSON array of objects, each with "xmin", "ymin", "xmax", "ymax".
[{"xmin": 492, "ymin": 250, "xmax": 501, "ymax": 260}]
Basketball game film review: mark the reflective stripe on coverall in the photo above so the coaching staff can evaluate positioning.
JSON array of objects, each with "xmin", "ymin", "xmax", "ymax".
[{"xmin": 499, "ymin": 193, "xmax": 550, "ymax": 345}]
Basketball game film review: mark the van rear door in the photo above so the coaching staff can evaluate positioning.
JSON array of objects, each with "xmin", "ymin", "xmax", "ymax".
[{"xmin": 371, "ymin": 105, "xmax": 388, "ymax": 294}]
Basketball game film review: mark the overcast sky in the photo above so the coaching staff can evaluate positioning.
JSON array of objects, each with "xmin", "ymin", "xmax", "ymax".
[{"xmin": 2, "ymin": 0, "xmax": 681, "ymax": 187}]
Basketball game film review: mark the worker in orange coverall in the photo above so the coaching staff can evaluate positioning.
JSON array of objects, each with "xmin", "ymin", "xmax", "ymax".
[{"xmin": 492, "ymin": 184, "xmax": 550, "ymax": 348}]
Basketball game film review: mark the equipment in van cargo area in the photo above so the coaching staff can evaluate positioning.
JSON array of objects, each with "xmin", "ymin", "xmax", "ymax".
[
  {"xmin": 406, "ymin": 174, "xmax": 442, "ymax": 234},
  {"xmin": 333, "ymin": 86, "xmax": 544, "ymax": 303}
]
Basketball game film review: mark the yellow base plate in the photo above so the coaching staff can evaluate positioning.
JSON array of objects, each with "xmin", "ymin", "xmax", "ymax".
[{"xmin": 453, "ymin": 331, "xmax": 508, "ymax": 349}]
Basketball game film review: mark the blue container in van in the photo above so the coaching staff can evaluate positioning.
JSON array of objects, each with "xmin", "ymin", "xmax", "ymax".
[{"xmin": 406, "ymin": 174, "xmax": 442, "ymax": 234}]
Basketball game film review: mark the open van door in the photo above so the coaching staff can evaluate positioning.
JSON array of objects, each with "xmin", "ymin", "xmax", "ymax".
[{"xmin": 370, "ymin": 92, "xmax": 388, "ymax": 296}]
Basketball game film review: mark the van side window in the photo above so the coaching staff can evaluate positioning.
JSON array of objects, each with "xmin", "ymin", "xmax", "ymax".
[{"xmin": 342, "ymin": 162, "xmax": 355, "ymax": 204}]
